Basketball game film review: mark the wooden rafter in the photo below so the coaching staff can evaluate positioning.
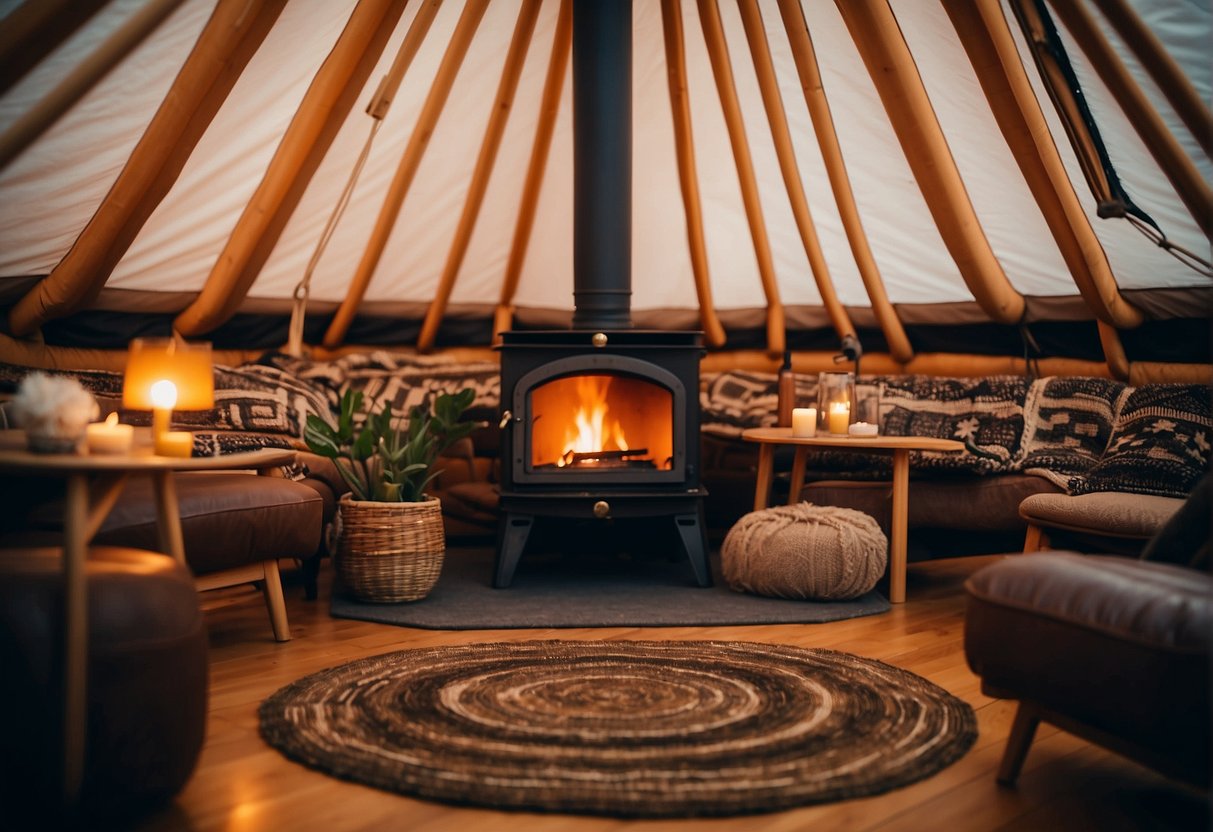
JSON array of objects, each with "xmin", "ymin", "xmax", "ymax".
[
  {"xmin": 174, "ymin": 0, "xmax": 409, "ymax": 338},
  {"xmin": 737, "ymin": 0, "xmax": 854, "ymax": 350},
  {"xmin": 8, "ymin": 0, "xmax": 287, "ymax": 339},
  {"xmin": 695, "ymin": 0, "xmax": 785, "ymax": 358},
  {"xmin": 1096, "ymin": 319, "xmax": 1130, "ymax": 381},
  {"xmin": 323, "ymin": 0, "xmax": 490, "ymax": 350},
  {"xmin": 944, "ymin": 0, "xmax": 1144, "ymax": 330},
  {"xmin": 835, "ymin": 0, "xmax": 1026, "ymax": 325},
  {"xmin": 1092, "ymin": 0, "xmax": 1212, "ymax": 158},
  {"xmin": 0, "ymin": 0, "xmax": 186, "ymax": 172},
  {"xmin": 1046, "ymin": 0, "xmax": 1212, "ymax": 238},
  {"xmin": 658, "ymin": 0, "xmax": 726, "ymax": 349},
  {"xmin": 0, "ymin": 0, "xmax": 109, "ymax": 97},
  {"xmin": 1008, "ymin": 0, "xmax": 1114, "ymax": 204},
  {"xmin": 416, "ymin": 0, "xmax": 543, "ymax": 352},
  {"xmin": 775, "ymin": 0, "xmax": 912, "ymax": 363},
  {"xmin": 494, "ymin": 0, "xmax": 572, "ymax": 343}
]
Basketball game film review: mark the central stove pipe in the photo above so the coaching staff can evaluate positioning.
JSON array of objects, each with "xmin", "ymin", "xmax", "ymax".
[{"xmin": 571, "ymin": 0, "xmax": 632, "ymax": 330}]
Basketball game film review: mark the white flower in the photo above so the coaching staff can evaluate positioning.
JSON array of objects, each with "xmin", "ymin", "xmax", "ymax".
[{"xmin": 11, "ymin": 373, "xmax": 98, "ymax": 439}]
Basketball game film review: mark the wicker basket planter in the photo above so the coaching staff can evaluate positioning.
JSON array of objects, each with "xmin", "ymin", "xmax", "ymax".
[{"xmin": 335, "ymin": 494, "xmax": 445, "ymax": 603}]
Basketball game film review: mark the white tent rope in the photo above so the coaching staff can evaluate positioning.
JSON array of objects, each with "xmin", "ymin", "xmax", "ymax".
[{"xmin": 287, "ymin": 119, "xmax": 383, "ymax": 357}]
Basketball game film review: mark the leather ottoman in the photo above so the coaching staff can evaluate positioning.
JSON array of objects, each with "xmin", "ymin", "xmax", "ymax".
[{"xmin": 0, "ymin": 546, "xmax": 208, "ymax": 823}]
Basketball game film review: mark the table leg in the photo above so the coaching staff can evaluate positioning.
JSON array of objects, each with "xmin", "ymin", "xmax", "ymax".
[
  {"xmin": 63, "ymin": 473, "xmax": 89, "ymax": 805},
  {"xmin": 754, "ymin": 444, "xmax": 775, "ymax": 511},
  {"xmin": 889, "ymin": 448, "xmax": 910, "ymax": 604},
  {"xmin": 787, "ymin": 446, "xmax": 808, "ymax": 505},
  {"xmin": 153, "ymin": 471, "xmax": 186, "ymax": 564}
]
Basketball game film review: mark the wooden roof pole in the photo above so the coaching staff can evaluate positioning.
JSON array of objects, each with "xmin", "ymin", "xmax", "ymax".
[
  {"xmin": 944, "ymin": 0, "xmax": 1144, "ymax": 329},
  {"xmin": 0, "ymin": 0, "xmax": 186, "ymax": 172},
  {"xmin": 494, "ymin": 0, "xmax": 572, "ymax": 344},
  {"xmin": 323, "ymin": 0, "xmax": 489, "ymax": 350},
  {"xmin": 416, "ymin": 0, "xmax": 542, "ymax": 353},
  {"xmin": 737, "ymin": 0, "xmax": 854, "ymax": 350},
  {"xmin": 174, "ymin": 0, "xmax": 409, "ymax": 338},
  {"xmin": 658, "ymin": 0, "xmax": 726, "ymax": 349},
  {"xmin": 1008, "ymin": 0, "xmax": 1114, "ymax": 205},
  {"xmin": 775, "ymin": 0, "xmax": 912, "ymax": 364},
  {"xmin": 1047, "ymin": 0, "xmax": 1212, "ymax": 238},
  {"xmin": 1096, "ymin": 320, "xmax": 1130, "ymax": 381},
  {"xmin": 0, "ymin": 0, "xmax": 109, "ymax": 98},
  {"xmin": 1093, "ymin": 0, "xmax": 1212, "ymax": 157},
  {"xmin": 695, "ymin": 0, "xmax": 785, "ymax": 358},
  {"xmin": 835, "ymin": 0, "xmax": 1025, "ymax": 325},
  {"xmin": 8, "ymin": 0, "xmax": 287, "ymax": 339}
]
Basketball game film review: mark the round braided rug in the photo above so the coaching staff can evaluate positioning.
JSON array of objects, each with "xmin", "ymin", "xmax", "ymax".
[{"xmin": 259, "ymin": 640, "xmax": 977, "ymax": 818}]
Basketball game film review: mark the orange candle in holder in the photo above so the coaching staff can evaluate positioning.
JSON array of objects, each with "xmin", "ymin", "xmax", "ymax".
[{"xmin": 827, "ymin": 401, "xmax": 850, "ymax": 435}]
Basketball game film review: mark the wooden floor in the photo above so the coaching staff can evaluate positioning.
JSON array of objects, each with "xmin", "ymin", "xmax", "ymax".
[{"xmin": 138, "ymin": 548, "xmax": 1208, "ymax": 832}]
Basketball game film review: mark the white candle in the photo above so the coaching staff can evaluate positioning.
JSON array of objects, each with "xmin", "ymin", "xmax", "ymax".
[
  {"xmin": 792, "ymin": 407, "xmax": 817, "ymax": 437},
  {"xmin": 848, "ymin": 421, "xmax": 878, "ymax": 437},
  {"xmin": 827, "ymin": 401, "xmax": 850, "ymax": 435},
  {"xmin": 86, "ymin": 412, "xmax": 134, "ymax": 455},
  {"xmin": 154, "ymin": 430, "xmax": 193, "ymax": 457}
]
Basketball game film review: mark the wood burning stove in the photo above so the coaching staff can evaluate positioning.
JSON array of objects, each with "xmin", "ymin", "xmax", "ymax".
[
  {"xmin": 494, "ymin": 329, "xmax": 709, "ymax": 587},
  {"xmin": 491, "ymin": 0, "xmax": 708, "ymax": 588}
]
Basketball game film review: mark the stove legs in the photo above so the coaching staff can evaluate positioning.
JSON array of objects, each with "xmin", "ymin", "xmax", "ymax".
[
  {"xmin": 494, "ymin": 513, "xmax": 534, "ymax": 588},
  {"xmin": 494, "ymin": 507, "xmax": 712, "ymax": 589},
  {"xmin": 675, "ymin": 512, "xmax": 712, "ymax": 587}
]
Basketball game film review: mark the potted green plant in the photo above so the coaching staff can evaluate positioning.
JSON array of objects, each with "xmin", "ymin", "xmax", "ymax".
[{"xmin": 304, "ymin": 387, "xmax": 477, "ymax": 602}]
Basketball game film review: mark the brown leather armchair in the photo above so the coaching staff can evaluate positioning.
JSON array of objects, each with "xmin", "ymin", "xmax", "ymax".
[{"xmin": 964, "ymin": 475, "xmax": 1211, "ymax": 788}]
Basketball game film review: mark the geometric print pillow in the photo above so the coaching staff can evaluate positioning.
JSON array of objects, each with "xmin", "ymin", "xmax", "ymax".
[
  {"xmin": 1017, "ymin": 376, "xmax": 1130, "ymax": 489},
  {"xmin": 1069, "ymin": 383, "xmax": 1212, "ymax": 499}
]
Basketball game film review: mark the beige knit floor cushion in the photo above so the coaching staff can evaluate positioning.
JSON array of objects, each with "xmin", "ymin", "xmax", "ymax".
[{"xmin": 722, "ymin": 504, "xmax": 888, "ymax": 601}]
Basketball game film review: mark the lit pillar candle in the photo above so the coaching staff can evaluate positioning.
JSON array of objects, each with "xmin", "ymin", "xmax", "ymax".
[
  {"xmin": 150, "ymin": 379, "xmax": 178, "ymax": 441},
  {"xmin": 86, "ymin": 412, "xmax": 134, "ymax": 455},
  {"xmin": 828, "ymin": 401, "xmax": 850, "ymax": 435},
  {"xmin": 154, "ymin": 431, "xmax": 193, "ymax": 457},
  {"xmin": 792, "ymin": 407, "xmax": 817, "ymax": 437}
]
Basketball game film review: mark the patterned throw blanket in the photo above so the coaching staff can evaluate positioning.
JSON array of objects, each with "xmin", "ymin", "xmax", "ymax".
[
  {"xmin": 700, "ymin": 370, "xmax": 1211, "ymax": 498},
  {"xmin": 4, "ymin": 359, "xmax": 1206, "ymax": 499}
]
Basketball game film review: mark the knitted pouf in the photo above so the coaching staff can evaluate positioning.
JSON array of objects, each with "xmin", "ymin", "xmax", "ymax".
[{"xmin": 722, "ymin": 503, "xmax": 888, "ymax": 600}]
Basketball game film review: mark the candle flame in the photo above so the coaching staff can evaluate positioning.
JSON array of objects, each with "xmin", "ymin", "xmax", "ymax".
[{"xmin": 150, "ymin": 379, "xmax": 178, "ymax": 410}]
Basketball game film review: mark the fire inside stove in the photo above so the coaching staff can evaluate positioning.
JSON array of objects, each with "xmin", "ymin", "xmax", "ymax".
[{"xmin": 529, "ymin": 373, "xmax": 674, "ymax": 471}]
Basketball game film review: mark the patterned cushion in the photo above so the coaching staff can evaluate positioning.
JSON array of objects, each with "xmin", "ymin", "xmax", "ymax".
[
  {"xmin": 877, "ymin": 375, "xmax": 1029, "ymax": 474},
  {"xmin": 0, "ymin": 360, "xmax": 333, "ymax": 441},
  {"xmin": 700, "ymin": 370, "xmax": 780, "ymax": 437},
  {"xmin": 1070, "ymin": 384, "xmax": 1212, "ymax": 499},
  {"xmin": 1016, "ymin": 376, "xmax": 1130, "ymax": 489},
  {"xmin": 264, "ymin": 351, "xmax": 499, "ymax": 420}
]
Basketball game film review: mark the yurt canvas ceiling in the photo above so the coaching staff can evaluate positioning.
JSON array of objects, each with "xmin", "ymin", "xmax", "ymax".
[{"xmin": 0, "ymin": 0, "xmax": 1209, "ymax": 381}]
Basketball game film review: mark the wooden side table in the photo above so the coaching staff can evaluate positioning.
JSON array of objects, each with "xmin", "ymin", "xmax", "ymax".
[
  {"xmin": 0, "ymin": 436, "xmax": 295, "ymax": 805},
  {"xmin": 741, "ymin": 427, "xmax": 965, "ymax": 605}
]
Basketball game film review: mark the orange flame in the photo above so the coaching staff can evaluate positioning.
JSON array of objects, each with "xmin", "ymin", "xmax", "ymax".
[{"xmin": 557, "ymin": 376, "xmax": 628, "ymax": 466}]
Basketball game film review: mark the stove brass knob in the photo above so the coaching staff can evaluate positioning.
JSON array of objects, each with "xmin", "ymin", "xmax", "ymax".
[
  {"xmin": 591, "ymin": 332, "xmax": 608, "ymax": 348},
  {"xmin": 592, "ymin": 500, "xmax": 610, "ymax": 518}
]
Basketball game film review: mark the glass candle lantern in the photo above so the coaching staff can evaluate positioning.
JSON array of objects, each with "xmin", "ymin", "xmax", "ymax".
[{"xmin": 817, "ymin": 372, "xmax": 855, "ymax": 435}]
